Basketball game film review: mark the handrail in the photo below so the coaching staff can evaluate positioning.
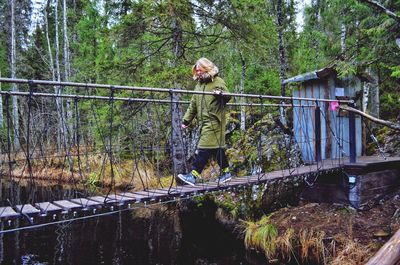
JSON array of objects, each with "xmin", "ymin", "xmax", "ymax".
[{"xmin": 0, "ymin": 77, "xmax": 353, "ymax": 103}]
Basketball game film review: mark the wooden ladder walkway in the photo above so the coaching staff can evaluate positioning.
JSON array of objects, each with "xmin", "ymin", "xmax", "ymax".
[{"xmin": 0, "ymin": 159, "xmax": 343, "ymax": 226}]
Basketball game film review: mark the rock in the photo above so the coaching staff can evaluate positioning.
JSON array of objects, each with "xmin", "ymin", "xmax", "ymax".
[{"xmin": 373, "ymin": 228, "xmax": 391, "ymax": 238}]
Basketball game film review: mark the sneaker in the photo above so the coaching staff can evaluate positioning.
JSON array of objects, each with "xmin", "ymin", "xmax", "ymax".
[
  {"xmin": 177, "ymin": 172, "xmax": 196, "ymax": 186},
  {"xmin": 217, "ymin": 172, "xmax": 232, "ymax": 184}
]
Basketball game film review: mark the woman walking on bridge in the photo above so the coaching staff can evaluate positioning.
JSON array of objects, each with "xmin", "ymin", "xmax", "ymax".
[{"xmin": 177, "ymin": 57, "xmax": 232, "ymax": 186}]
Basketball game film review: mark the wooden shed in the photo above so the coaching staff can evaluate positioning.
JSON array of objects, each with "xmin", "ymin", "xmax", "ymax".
[{"xmin": 283, "ymin": 68, "xmax": 364, "ymax": 163}]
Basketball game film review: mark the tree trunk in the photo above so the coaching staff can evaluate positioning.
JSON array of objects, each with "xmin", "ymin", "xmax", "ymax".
[
  {"xmin": 239, "ymin": 51, "xmax": 246, "ymax": 131},
  {"xmin": 312, "ymin": 0, "xmax": 321, "ymax": 60},
  {"xmin": 362, "ymin": 81, "xmax": 369, "ymax": 112},
  {"xmin": 10, "ymin": 0, "xmax": 20, "ymax": 151},
  {"xmin": 277, "ymin": 0, "xmax": 287, "ymax": 125},
  {"xmin": 341, "ymin": 23, "xmax": 346, "ymax": 54},
  {"xmin": 63, "ymin": 0, "xmax": 71, "ymax": 79},
  {"xmin": 63, "ymin": 0, "xmax": 74, "ymax": 146},
  {"xmin": 169, "ymin": 1, "xmax": 186, "ymax": 175},
  {"xmin": 368, "ymin": 68, "xmax": 379, "ymax": 119},
  {"xmin": 45, "ymin": 1, "xmax": 55, "ymax": 81},
  {"xmin": 55, "ymin": 0, "xmax": 68, "ymax": 152},
  {"xmin": 0, "ymin": 70, "xmax": 3, "ymax": 128},
  {"xmin": 44, "ymin": 0, "xmax": 59, "ymax": 148}
]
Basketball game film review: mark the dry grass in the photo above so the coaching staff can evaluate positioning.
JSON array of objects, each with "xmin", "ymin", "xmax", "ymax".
[
  {"xmin": 275, "ymin": 228, "xmax": 296, "ymax": 262},
  {"xmin": 299, "ymin": 228, "xmax": 326, "ymax": 263},
  {"xmin": 243, "ymin": 219, "xmax": 367, "ymax": 264},
  {"xmin": 1, "ymin": 150, "xmax": 175, "ymax": 191},
  {"xmin": 330, "ymin": 236, "xmax": 372, "ymax": 265}
]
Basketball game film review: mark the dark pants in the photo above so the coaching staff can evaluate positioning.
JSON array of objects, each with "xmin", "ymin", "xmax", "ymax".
[{"xmin": 192, "ymin": 148, "xmax": 229, "ymax": 173}]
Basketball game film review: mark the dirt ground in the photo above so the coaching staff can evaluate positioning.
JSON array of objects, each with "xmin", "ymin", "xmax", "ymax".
[{"xmin": 267, "ymin": 192, "xmax": 400, "ymax": 263}]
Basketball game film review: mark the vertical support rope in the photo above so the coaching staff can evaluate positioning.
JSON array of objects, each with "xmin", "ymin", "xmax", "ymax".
[
  {"xmin": 74, "ymin": 97, "xmax": 86, "ymax": 197},
  {"xmin": 257, "ymin": 96, "xmax": 264, "ymax": 181},
  {"xmin": 5, "ymin": 94, "xmax": 13, "ymax": 180},
  {"xmin": 168, "ymin": 90, "xmax": 176, "ymax": 192},
  {"xmin": 104, "ymin": 86, "xmax": 116, "ymax": 201},
  {"xmin": 26, "ymin": 80, "xmax": 35, "ymax": 205},
  {"xmin": 131, "ymin": 107, "xmax": 146, "ymax": 190},
  {"xmin": 217, "ymin": 90, "xmax": 224, "ymax": 186}
]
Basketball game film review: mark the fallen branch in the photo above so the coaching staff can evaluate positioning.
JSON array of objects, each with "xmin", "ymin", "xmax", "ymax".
[
  {"xmin": 339, "ymin": 105, "xmax": 400, "ymax": 131},
  {"xmin": 366, "ymin": 228, "xmax": 400, "ymax": 265}
]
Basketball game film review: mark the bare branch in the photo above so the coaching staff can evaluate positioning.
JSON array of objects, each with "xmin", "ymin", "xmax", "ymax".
[
  {"xmin": 340, "ymin": 105, "xmax": 400, "ymax": 131},
  {"xmin": 358, "ymin": 0, "xmax": 400, "ymax": 23}
]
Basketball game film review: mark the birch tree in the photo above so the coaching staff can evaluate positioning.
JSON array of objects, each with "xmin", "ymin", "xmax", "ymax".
[
  {"xmin": 63, "ymin": 0, "xmax": 74, "ymax": 144},
  {"xmin": 10, "ymin": 0, "xmax": 20, "ymax": 151},
  {"xmin": 54, "ymin": 0, "xmax": 68, "ymax": 151},
  {"xmin": 239, "ymin": 51, "xmax": 246, "ymax": 131}
]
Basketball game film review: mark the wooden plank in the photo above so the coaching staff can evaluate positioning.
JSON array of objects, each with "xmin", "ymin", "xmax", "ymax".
[
  {"xmin": 103, "ymin": 194, "xmax": 136, "ymax": 203},
  {"xmin": 228, "ymin": 177, "xmax": 253, "ymax": 184},
  {"xmin": 129, "ymin": 191, "xmax": 164, "ymax": 201},
  {"xmin": 194, "ymin": 182, "xmax": 219, "ymax": 187},
  {"xmin": 0, "ymin": 207, "xmax": 20, "ymax": 218},
  {"xmin": 70, "ymin": 198, "xmax": 103, "ymax": 208},
  {"xmin": 117, "ymin": 192, "xmax": 149, "ymax": 201},
  {"xmin": 15, "ymin": 204, "xmax": 41, "ymax": 215},
  {"xmin": 248, "ymin": 175, "xmax": 272, "ymax": 183},
  {"xmin": 359, "ymin": 185, "xmax": 397, "ymax": 202},
  {"xmin": 301, "ymin": 184, "xmax": 348, "ymax": 204},
  {"xmin": 156, "ymin": 188, "xmax": 182, "ymax": 196},
  {"xmin": 35, "ymin": 202, "xmax": 62, "ymax": 214},
  {"xmin": 144, "ymin": 189, "xmax": 171, "ymax": 200},
  {"xmin": 87, "ymin": 196, "xmax": 118, "ymax": 204},
  {"xmin": 174, "ymin": 185, "xmax": 204, "ymax": 194},
  {"xmin": 118, "ymin": 191, "xmax": 140, "ymax": 199},
  {"xmin": 193, "ymin": 183, "xmax": 220, "ymax": 191},
  {"xmin": 360, "ymin": 170, "xmax": 399, "ymax": 190},
  {"xmin": 159, "ymin": 184, "xmax": 216, "ymax": 195},
  {"xmin": 53, "ymin": 200, "xmax": 81, "ymax": 211}
]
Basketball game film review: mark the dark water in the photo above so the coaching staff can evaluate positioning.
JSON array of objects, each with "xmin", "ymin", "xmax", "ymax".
[{"xmin": 0, "ymin": 181, "xmax": 253, "ymax": 265}]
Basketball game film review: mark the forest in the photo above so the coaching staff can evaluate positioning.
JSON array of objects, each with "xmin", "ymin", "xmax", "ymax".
[
  {"xmin": 1, "ymin": 0, "xmax": 399, "ymax": 109},
  {"xmin": 0, "ymin": 1, "xmax": 400, "ymax": 264}
]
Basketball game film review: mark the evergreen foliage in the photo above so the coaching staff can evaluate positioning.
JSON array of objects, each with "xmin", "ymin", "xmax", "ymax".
[{"xmin": 0, "ymin": 0, "xmax": 398, "ymax": 179}]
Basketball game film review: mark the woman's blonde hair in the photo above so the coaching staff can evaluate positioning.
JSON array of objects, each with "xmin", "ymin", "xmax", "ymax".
[{"xmin": 192, "ymin": 57, "xmax": 219, "ymax": 80}]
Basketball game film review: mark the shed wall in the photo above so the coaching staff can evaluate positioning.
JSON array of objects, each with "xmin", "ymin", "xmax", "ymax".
[{"xmin": 292, "ymin": 77, "xmax": 362, "ymax": 163}]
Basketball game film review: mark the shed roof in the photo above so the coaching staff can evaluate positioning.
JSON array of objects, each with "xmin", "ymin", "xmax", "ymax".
[{"xmin": 282, "ymin": 67, "xmax": 336, "ymax": 85}]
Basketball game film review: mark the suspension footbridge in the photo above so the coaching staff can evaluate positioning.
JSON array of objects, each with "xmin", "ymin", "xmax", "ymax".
[{"xmin": 0, "ymin": 78, "xmax": 398, "ymax": 233}]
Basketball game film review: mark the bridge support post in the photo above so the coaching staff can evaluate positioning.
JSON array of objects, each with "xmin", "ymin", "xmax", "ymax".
[
  {"xmin": 314, "ymin": 105, "xmax": 321, "ymax": 162},
  {"xmin": 349, "ymin": 102, "xmax": 356, "ymax": 163}
]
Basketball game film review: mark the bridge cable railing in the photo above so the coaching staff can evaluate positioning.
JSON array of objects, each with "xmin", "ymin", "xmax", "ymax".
[
  {"xmin": 0, "ymin": 78, "xmax": 350, "ymax": 214},
  {"xmin": 0, "ymin": 77, "xmax": 353, "ymax": 103}
]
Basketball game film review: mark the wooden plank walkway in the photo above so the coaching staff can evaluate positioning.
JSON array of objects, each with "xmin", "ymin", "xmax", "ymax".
[{"xmin": 0, "ymin": 156, "xmax": 396, "ymax": 224}]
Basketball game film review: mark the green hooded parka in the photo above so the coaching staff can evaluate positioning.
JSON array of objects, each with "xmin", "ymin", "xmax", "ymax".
[{"xmin": 183, "ymin": 76, "xmax": 231, "ymax": 149}]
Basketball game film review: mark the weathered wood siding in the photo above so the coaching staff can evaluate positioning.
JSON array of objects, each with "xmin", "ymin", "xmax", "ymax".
[{"xmin": 292, "ymin": 76, "xmax": 362, "ymax": 163}]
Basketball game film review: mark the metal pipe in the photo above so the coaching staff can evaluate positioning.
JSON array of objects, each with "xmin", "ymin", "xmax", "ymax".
[
  {"xmin": 315, "ymin": 105, "xmax": 322, "ymax": 162},
  {"xmin": 349, "ymin": 102, "xmax": 357, "ymax": 163},
  {"xmin": 0, "ymin": 91, "xmax": 319, "ymax": 107},
  {"xmin": 0, "ymin": 77, "xmax": 353, "ymax": 103}
]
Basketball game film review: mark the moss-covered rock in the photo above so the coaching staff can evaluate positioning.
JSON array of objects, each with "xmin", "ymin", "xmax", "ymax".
[{"xmin": 226, "ymin": 113, "xmax": 303, "ymax": 177}]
